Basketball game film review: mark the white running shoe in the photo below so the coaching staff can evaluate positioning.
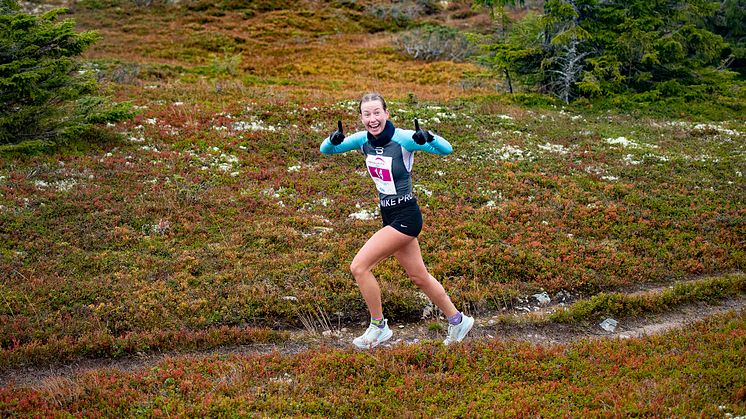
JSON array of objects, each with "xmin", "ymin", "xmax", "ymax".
[
  {"xmin": 443, "ymin": 315, "xmax": 474, "ymax": 346},
  {"xmin": 353, "ymin": 320, "xmax": 393, "ymax": 349}
]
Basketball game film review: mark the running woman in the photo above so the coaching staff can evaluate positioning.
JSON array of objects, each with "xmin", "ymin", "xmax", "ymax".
[{"xmin": 320, "ymin": 92, "xmax": 474, "ymax": 349}]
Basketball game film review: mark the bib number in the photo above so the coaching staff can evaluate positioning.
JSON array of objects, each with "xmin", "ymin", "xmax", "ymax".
[{"xmin": 366, "ymin": 155, "xmax": 396, "ymax": 195}]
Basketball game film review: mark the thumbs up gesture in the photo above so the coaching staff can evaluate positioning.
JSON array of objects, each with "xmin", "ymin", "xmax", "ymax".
[
  {"xmin": 330, "ymin": 120, "xmax": 345, "ymax": 145},
  {"xmin": 412, "ymin": 119, "xmax": 434, "ymax": 145}
]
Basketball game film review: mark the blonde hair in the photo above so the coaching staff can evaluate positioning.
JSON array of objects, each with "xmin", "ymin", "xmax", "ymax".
[{"xmin": 359, "ymin": 92, "xmax": 387, "ymax": 114}]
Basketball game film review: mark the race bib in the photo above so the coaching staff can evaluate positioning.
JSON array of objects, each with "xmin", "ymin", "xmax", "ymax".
[{"xmin": 365, "ymin": 154, "xmax": 396, "ymax": 195}]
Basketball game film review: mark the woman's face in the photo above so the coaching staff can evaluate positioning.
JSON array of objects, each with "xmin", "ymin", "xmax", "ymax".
[{"xmin": 360, "ymin": 100, "xmax": 389, "ymax": 137}]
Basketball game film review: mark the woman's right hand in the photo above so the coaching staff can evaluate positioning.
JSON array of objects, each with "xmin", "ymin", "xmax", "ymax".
[{"xmin": 330, "ymin": 120, "xmax": 345, "ymax": 145}]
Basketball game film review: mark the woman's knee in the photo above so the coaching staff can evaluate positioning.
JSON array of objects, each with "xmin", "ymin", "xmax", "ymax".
[
  {"xmin": 408, "ymin": 272, "xmax": 431, "ymax": 288},
  {"xmin": 349, "ymin": 259, "xmax": 369, "ymax": 279}
]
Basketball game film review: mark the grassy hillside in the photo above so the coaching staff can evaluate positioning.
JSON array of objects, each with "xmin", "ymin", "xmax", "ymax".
[{"xmin": 1, "ymin": 0, "xmax": 744, "ymax": 392}]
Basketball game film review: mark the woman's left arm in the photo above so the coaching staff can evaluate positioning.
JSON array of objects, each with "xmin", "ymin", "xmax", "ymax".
[{"xmin": 396, "ymin": 129, "xmax": 453, "ymax": 155}]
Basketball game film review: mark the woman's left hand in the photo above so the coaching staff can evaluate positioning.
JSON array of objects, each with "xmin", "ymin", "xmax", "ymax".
[{"xmin": 412, "ymin": 119, "xmax": 434, "ymax": 145}]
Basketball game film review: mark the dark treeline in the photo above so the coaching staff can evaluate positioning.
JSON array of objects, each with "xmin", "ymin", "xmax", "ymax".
[{"xmin": 472, "ymin": 0, "xmax": 744, "ymax": 103}]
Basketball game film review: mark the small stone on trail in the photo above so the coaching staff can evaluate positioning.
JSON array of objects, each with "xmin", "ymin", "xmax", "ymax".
[
  {"xmin": 532, "ymin": 292, "xmax": 551, "ymax": 305},
  {"xmin": 599, "ymin": 318, "xmax": 618, "ymax": 332}
]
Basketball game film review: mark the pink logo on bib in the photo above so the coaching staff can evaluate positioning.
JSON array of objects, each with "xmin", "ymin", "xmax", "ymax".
[
  {"xmin": 369, "ymin": 166, "xmax": 392, "ymax": 181},
  {"xmin": 368, "ymin": 157, "xmax": 392, "ymax": 181}
]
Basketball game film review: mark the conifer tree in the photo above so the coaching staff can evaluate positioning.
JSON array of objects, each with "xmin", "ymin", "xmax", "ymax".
[
  {"xmin": 586, "ymin": 0, "xmax": 727, "ymax": 95},
  {"xmin": 0, "ymin": 0, "xmax": 131, "ymax": 151},
  {"xmin": 706, "ymin": 0, "xmax": 746, "ymax": 74},
  {"xmin": 473, "ymin": 0, "xmax": 733, "ymax": 100}
]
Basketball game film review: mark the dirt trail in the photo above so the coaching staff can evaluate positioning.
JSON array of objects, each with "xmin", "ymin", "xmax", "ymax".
[{"xmin": 2, "ymin": 292, "xmax": 744, "ymax": 390}]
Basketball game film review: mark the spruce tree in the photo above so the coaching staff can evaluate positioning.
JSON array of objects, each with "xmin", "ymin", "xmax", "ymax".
[
  {"xmin": 706, "ymin": 0, "xmax": 746, "ymax": 74},
  {"xmin": 0, "ymin": 0, "xmax": 131, "ymax": 151},
  {"xmin": 473, "ymin": 0, "xmax": 733, "ymax": 100}
]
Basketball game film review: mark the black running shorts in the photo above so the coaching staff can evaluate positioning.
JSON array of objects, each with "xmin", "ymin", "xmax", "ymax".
[{"xmin": 380, "ymin": 200, "xmax": 423, "ymax": 237}]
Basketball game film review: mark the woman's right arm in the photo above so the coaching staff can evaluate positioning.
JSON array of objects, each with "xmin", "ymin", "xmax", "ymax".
[{"xmin": 319, "ymin": 131, "xmax": 366, "ymax": 154}]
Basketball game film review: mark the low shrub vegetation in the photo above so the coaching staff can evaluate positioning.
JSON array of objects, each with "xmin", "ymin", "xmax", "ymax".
[
  {"xmin": 550, "ymin": 274, "xmax": 746, "ymax": 323},
  {"xmin": 1, "ymin": 312, "xmax": 744, "ymax": 415},
  {"xmin": 396, "ymin": 24, "xmax": 474, "ymax": 61}
]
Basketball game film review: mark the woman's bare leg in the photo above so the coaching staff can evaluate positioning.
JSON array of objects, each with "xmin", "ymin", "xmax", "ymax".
[
  {"xmin": 394, "ymin": 238, "xmax": 458, "ymax": 317},
  {"xmin": 350, "ymin": 226, "xmax": 415, "ymax": 318}
]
